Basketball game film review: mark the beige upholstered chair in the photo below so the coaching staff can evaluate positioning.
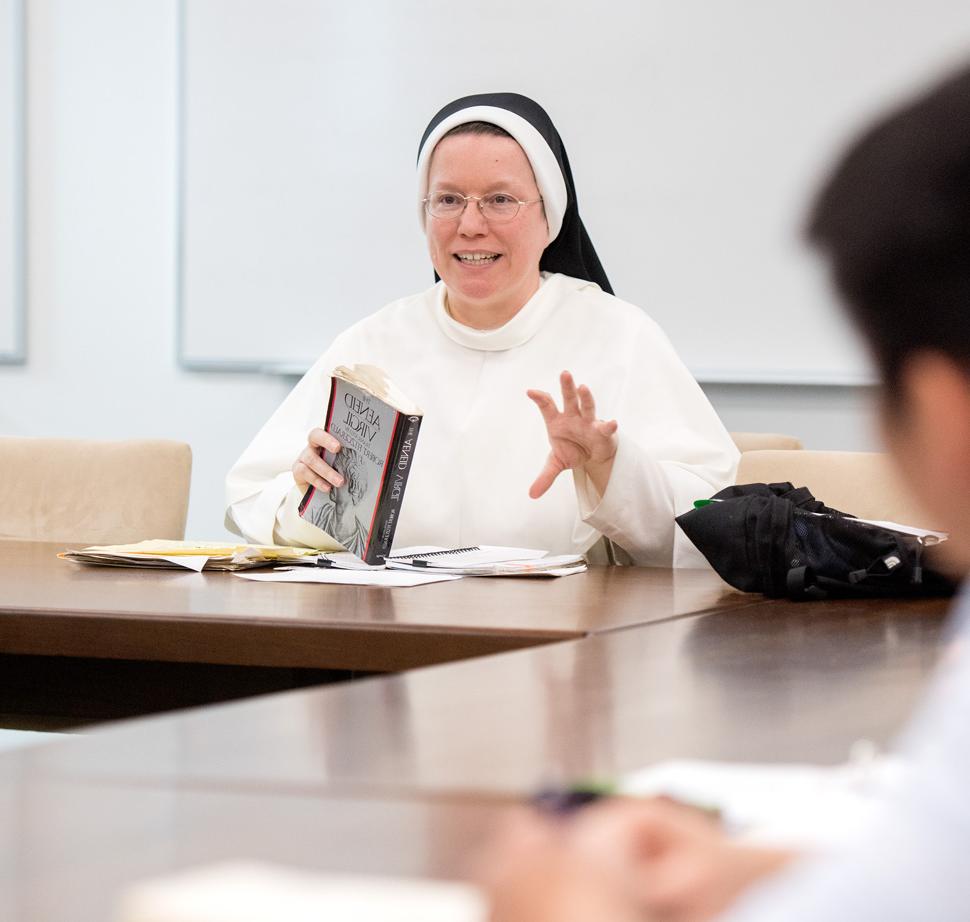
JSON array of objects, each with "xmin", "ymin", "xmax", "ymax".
[
  {"xmin": 731, "ymin": 432, "xmax": 803, "ymax": 452},
  {"xmin": 0, "ymin": 437, "xmax": 192, "ymax": 543},
  {"xmin": 736, "ymin": 449, "xmax": 938, "ymax": 528}
]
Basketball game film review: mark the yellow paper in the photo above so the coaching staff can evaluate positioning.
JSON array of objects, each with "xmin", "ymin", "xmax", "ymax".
[{"xmin": 79, "ymin": 540, "xmax": 318, "ymax": 559}]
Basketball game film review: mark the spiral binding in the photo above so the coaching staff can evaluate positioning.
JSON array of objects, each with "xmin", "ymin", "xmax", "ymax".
[{"xmin": 385, "ymin": 546, "xmax": 481, "ymax": 561}]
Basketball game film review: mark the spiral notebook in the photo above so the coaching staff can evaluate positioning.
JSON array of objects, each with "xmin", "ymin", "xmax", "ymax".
[
  {"xmin": 387, "ymin": 545, "xmax": 544, "ymax": 567},
  {"xmin": 312, "ymin": 546, "xmax": 587, "ymax": 577},
  {"xmin": 384, "ymin": 546, "xmax": 587, "ymax": 576},
  {"xmin": 310, "ymin": 546, "xmax": 515, "ymax": 570}
]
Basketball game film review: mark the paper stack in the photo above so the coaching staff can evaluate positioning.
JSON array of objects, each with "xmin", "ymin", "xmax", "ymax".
[{"xmin": 60, "ymin": 540, "xmax": 319, "ymax": 573}]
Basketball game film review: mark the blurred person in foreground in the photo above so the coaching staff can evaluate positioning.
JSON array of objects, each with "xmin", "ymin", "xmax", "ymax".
[{"xmin": 481, "ymin": 62, "xmax": 970, "ymax": 922}]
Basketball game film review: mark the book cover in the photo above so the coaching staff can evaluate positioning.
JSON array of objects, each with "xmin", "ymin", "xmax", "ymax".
[{"xmin": 298, "ymin": 365, "xmax": 423, "ymax": 565}]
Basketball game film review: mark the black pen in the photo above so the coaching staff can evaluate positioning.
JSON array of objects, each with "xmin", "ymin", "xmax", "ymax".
[{"xmin": 531, "ymin": 782, "xmax": 616, "ymax": 817}]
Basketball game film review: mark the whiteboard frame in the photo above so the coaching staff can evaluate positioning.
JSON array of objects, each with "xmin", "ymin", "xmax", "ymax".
[
  {"xmin": 0, "ymin": 0, "xmax": 26, "ymax": 365},
  {"xmin": 176, "ymin": 0, "xmax": 293, "ymax": 375},
  {"xmin": 690, "ymin": 367, "xmax": 877, "ymax": 387}
]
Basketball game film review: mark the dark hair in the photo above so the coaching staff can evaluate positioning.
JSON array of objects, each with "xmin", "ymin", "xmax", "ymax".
[
  {"xmin": 439, "ymin": 120, "xmax": 513, "ymax": 142},
  {"xmin": 808, "ymin": 64, "xmax": 970, "ymax": 394}
]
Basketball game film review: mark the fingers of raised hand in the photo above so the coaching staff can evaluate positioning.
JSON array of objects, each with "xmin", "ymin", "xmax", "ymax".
[
  {"xmin": 577, "ymin": 383, "xmax": 598, "ymax": 420},
  {"xmin": 551, "ymin": 415, "xmax": 617, "ymax": 453},
  {"xmin": 527, "ymin": 389, "xmax": 561, "ymax": 426},
  {"xmin": 596, "ymin": 418, "xmax": 619, "ymax": 440},
  {"xmin": 559, "ymin": 370, "xmax": 581, "ymax": 415},
  {"xmin": 529, "ymin": 454, "xmax": 566, "ymax": 499}
]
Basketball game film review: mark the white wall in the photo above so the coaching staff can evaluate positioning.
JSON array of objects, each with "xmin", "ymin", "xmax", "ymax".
[
  {"xmin": 0, "ymin": 0, "xmax": 885, "ymax": 541},
  {"xmin": 702, "ymin": 384, "xmax": 881, "ymax": 453},
  {"xmin": 0, "ymin": 0, "xmax": 24, "ymax": 361},
  {"xmin": 0, "ymin": 0, "xmax": 291, "ymax": 540}
]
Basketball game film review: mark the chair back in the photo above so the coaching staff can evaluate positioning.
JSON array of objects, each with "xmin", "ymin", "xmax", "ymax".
[
  {"xmin": 736, "ymin": 449, "xmax": 937, "ymax": 528},
  {"xmin": 0, "ymin": 437, "xmax": 192, "ymax": 543},
  {"xmin": 730, "ymin": 432, "xmax": 803, "ymax": 452}
]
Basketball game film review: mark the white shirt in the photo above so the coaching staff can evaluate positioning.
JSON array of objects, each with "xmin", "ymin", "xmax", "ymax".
[
  {"xmin": 225, "ymin": 273, "xmax": 739, "ymax": 566},
  {"xmin": 722, "ymin": 588, "xmax": 970, "ymax": 921}
]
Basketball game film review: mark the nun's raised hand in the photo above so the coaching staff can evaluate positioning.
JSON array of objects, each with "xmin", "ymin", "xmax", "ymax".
[{"xmin": 528, "ymin": 371, "xmax": 618, "ymax": 499}]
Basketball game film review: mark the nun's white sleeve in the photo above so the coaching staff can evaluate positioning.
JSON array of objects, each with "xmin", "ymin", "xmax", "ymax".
[
  {"xmin": 224, "ymin": 344, "xmax": 347, "ymax": 549},
  {"xmin": 572, "ymin": 316, "xmax": 739, "ymax": 568}
]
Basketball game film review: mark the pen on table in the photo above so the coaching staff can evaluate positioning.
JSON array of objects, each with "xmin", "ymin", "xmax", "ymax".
[
  {"xmin": 531, "ymin": 781, "xmax": 616, "ymax": 817},
  {"xmin": 531, "ymin": 783, "xmax": 723, "ymax": 827}
]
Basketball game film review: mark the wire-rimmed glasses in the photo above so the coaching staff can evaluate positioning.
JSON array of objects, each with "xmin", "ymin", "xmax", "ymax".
[{"xmin": 423, "ymin": 190, "xmax": 543, "ymax": 222}]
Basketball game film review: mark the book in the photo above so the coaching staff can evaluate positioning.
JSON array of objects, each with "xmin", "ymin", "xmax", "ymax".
[{"xmin": 298, "ymin": 364, "xmax": 423, "ymax": 565}]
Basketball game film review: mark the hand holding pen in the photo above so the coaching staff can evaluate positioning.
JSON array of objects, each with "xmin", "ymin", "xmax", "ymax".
[{"xmin": 478, "ymin": 788, "xmax": 790, "ymax": 922}]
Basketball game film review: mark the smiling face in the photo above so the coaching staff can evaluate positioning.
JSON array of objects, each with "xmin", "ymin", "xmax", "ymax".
[{"xmin": 425, "ymin": 133, "xmax": 548, "ymax": 329}]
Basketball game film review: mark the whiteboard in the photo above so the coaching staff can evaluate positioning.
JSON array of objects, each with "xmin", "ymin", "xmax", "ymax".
[
  {"xmin": 0, "ymin": 0, "xmax": 24, "ymax": 364},
  {"xmin": 179, "ymin": 0, "xmax": 970, "ymax": 383}
]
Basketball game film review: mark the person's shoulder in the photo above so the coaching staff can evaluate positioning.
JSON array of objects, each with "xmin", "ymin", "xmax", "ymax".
[
  {"xmin": 333, "ymin": 284, "xmax": 440, "ymax": 344},
  {"xmin": 547, "ymin": 273, "xmax": 664, "ymax": 335},
  {"xmin": 297, "ymin": 284, "xmax": 438, "ymax": 382},
  {"xmin": 353, "ymin": 285, "xmax": 439, "ymax": 329}
]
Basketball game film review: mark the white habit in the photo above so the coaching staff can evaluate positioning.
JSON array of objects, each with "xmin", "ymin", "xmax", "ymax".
[{"xmin": 225, "ymin": 273, "xmax": 739, "ymax": 567}]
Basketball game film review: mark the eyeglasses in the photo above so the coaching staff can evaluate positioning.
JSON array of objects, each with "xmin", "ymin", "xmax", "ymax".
[{"xmin": 423, "ymin": 190, "xmax": 543, "ymax": 222}]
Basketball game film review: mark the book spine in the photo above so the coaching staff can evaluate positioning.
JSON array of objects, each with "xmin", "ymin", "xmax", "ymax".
[
  {"xmin": 365, "ymin": 412, "xmax": 423, "ymax": 565},
  {"xmin": 360, "ymin": 408, "xmax": 402, "ymax": 564},
  {"xmin": 298, "ymin": 376, "xmax": 339, "ymax": 518}
]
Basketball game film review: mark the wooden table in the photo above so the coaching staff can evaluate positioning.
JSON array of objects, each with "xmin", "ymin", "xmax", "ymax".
[
  {"xmin": 0, "ymin": 536, "xmax": 954, "ymax": 922},
  {"xmin": 0, "ymin": 591, "xmax": 952, "ymax": 922},
  {"xmin": 29, "ymin": 594, "xmax": 949, "ymax": 796},
  {"xmin": 0, "ymin": 538, "xmax": 750, "ymax": 724},
  {"xmin": 0, "ymin": 540, "xmax": 749, "ymax": 670}
]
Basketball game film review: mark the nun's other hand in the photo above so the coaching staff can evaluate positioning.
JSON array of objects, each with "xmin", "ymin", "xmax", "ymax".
[
  {"xmin": 292, "ymin": 428, "xmax": 344, "ymax": 493},
  {"xmin": 528, "ymin": 371, "xmax": 618, "ymax": 499}
]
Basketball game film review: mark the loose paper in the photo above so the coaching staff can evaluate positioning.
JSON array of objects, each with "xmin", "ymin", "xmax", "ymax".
[
  {"xmin": 620, "ymin": 752, "xmax": 908, "ymax": 849},
  {"xmin": 116, "ymin": 862, "xmax": 485, "ymax": 922},
  {"xmin": 235, "ymin": 568, "xmax": 460, "ymax": 588}
]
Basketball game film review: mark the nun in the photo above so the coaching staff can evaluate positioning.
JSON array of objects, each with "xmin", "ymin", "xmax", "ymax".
[{"xmin": 225, "ymin": 93, "xmax": 739, "ymax": 566}]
